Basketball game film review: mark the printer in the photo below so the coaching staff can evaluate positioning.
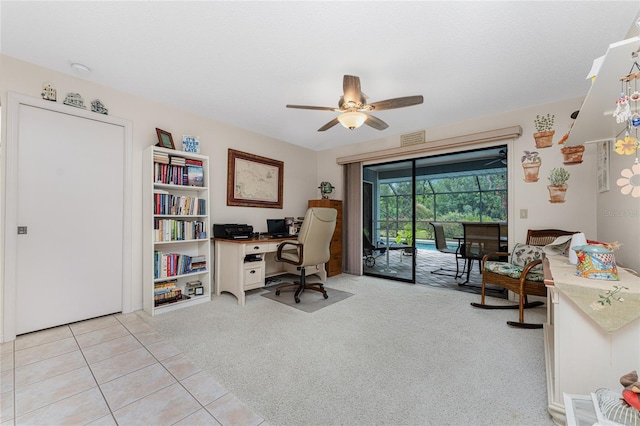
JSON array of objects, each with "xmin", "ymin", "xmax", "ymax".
[{"xmin": 213, "ymin": 224, "xmax": 253, "ymax": 240}]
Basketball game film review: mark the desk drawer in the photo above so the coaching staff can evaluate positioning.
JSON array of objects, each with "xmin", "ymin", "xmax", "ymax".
[
  {"xmin": 244, "ymin": 261, "xmax": 265, "ymax": 289},
  {"xmin": 245, "ymin": 243, "xmax": 270, "ymax": 254}
]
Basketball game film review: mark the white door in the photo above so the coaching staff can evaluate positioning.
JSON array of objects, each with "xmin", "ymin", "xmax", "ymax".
[{"xmin": 13, "ymin": 103, "xmax": 125, "ymax": 335}]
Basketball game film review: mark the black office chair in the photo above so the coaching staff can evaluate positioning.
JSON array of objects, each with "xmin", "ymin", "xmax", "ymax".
[
  {"xmin": 275, "ymin": 207, "xmax": 337, "ymax": 303},
  {"xmin": 429, "ymin": 222, "xmax": 463, "ymax": 277}
]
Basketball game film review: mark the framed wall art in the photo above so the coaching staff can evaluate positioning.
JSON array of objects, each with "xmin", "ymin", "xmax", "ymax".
[
  {"xmin": 597, "ymin": 139, "xmax": 611, "ymax": 193},
  {"xmin": 155, "ymin": 128, "xmax": 175, "ymax": 150},
  {"xmin": 227, "ymin": 149, "xmax": 283, "ymax": 208}
]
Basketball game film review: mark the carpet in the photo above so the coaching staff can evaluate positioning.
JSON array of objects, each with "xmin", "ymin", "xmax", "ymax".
[{"xmin": 260, "ymin": 285, "xmax": 354, "ymax": 313}]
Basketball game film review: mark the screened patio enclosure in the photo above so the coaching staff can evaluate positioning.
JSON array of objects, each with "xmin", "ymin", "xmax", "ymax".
[{"xmin": 362, "ymin": 146, "xmax": 508, "ymax": 282}]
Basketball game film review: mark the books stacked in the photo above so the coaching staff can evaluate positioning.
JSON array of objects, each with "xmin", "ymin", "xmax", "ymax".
[
  {"xmin": 169, "ymin": 155, "xmax": 186, "ymax": 167},
  {"xmin": 153, "ymin": 279, "xmax": 185, "ymax": 306},
  {"xmin": 154, "ymin": 251, "xmax": 208, "ymax": 278},
  {"xmin": 154, "ymin": 151, "xmax": 170, "ymax": 165}
]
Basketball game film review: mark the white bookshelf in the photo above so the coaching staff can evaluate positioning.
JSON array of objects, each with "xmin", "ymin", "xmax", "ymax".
[{"xmin": 143, "ymin": 146, "xmax": 211, "ymax": 315}]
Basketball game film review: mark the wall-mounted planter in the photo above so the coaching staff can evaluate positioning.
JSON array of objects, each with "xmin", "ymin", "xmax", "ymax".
[
  {"xmin": 548, "ymin": 184, "xmax": 568, "ymax": 203},
  {"xmin": 533, "ymin": 130, "xmax": 555, "ymax": 148},
  {"xmin": 522, "ymin": 162, "xmax": 541, "ymax": 182},
  {"xmin": 561, "ymin": 145, "xmax": 585, "ymax": 165}
]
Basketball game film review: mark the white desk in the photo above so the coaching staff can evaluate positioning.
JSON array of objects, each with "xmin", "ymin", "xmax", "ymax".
[{"xmin": 213, "ymin": 237, "xmax": 326, "ymax": 305}]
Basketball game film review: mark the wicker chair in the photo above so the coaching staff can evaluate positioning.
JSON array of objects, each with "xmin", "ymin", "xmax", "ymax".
[{"xmin": 470, "ymin": 229, "xmax": 577, "ymax": 329}]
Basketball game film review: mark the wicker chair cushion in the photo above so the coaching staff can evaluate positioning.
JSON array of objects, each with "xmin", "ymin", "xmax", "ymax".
[
  {"xmin": 484, "ymin": 261, "xmax": 545, "ymax": 282},
  {"xmin": 510, "ymin": 243, "xmax": 544, "ymax": 271}
]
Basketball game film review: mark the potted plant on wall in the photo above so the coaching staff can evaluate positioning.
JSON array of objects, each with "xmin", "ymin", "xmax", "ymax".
[
  {"xmin": 533, "ymin": 114, "xmax": 555, "ymax": 148},
  {"xmin": 547, "ymin": 167, "xmax": 570, "ymax": 203},
  {"xmin": 561, "ymin": 144, "xmax": 586, "ymax": 165},
  {"xmin": 521, "ymin": 150, "xmax": 542, "ymax": 182}
]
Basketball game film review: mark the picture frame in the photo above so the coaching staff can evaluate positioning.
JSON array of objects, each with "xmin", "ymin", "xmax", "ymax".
[
  {"xmin": 597, "ymin": 139, "xmax": 611, "ymax": 193},
  {"xmin": 155, "ymin": 128, "xmax": 175, "ymax": 150},
  {"xmin": 227, "ymin": 149, "xmax": 283, "ymax": 209}
]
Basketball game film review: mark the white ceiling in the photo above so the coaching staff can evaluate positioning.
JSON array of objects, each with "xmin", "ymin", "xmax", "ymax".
[{"xmin": 1, "ymin": 1, "xmax": 639, "ymax": 151}]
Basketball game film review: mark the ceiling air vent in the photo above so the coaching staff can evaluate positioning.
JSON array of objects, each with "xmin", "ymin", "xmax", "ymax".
[{"xmin": 400, "ymin": 130, "xmax": 426, "ymax": 147}]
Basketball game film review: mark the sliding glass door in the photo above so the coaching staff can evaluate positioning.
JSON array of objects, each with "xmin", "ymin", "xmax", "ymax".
[
  {"xmin": 361, "ymin": 146, "xmax": 508, "ymax": 284},
  {"xmin": 362, "ymin": 160, "xmax": 415, "ymax": 282}
]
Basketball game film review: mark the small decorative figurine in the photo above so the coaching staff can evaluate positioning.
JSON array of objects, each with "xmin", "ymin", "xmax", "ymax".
[
  {"xmin": 63, "ymin": 93, "xmax": 86, "ymax": 109},
  {"xmin": 91, "ymin": 99, "xmax": 109, "ymax": 115},
  {"xmin": 41, "ymin": 83, "xmax": 57, "ymax": 102}
]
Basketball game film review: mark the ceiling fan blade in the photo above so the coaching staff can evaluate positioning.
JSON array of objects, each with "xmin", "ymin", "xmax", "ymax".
[
  {"xmin": 368, "ymin": 95, "xmax": 424, "ymax": 111},
  {"xmin": 286, "ymin": 104, "xmax": 336, "ymax": 111},
  {"xmin": 343, "ymin": 75, "xmax": 363, "ymax": 105},
  {"xmin": 364, "ymin": 114, "xmax": 389, "ymax": 130},
  {"xmin": 318, "ymin": 117, "xmax": 340, "ymax": 132}
]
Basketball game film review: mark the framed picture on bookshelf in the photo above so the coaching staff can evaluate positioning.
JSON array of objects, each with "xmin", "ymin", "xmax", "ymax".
[
  {"xmin": 155, "ymin": 128, "xmax": 175, "ymax": 150},
  {"xmin": 227, "ymin": 149, "xmax": 283, "ymax": 209}
]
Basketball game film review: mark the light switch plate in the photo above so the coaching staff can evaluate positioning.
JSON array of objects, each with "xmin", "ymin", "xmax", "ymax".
[{"xmin": 520, "ymin": 209, "xmax": 528, "ymax": 219}]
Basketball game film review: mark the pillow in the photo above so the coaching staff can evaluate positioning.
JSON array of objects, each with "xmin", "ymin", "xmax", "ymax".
[{"xmin": 510, "ymin": 243, "xmax": 544, "ymax": 271}]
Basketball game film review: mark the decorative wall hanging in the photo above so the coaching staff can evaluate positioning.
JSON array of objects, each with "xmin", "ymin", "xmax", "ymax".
[
  {"xmin": 613, "ymin": 47, "xmax": 640, "ymax": 196},
  {"xmin": 547, "ymin": 167, "xmax": 570, "ymax": 203},
  {"xmin": 561, "ymin": 144, "xmax": 585, "ymax": 165},
  {"xmin": 533, "ymin": 114, "xmax": 555, "ymax": 148},
  {"xmin": 597, "ymin": 140, "xmax": 611, "ymax": 193},
  {"xmin": 616, "ymin": 163, "xmax": 640, "ymax": 197},
  {"xmin": 90, "ymin": 99, "xmax": 108, "ymax": 115},
  {"xmin": 41, "ymin": 82, "xmax": 56, "ymax": 102},
  {"xmin": 227, "ymin": 149, "xmax": 283, "ymax": 209},
  {"xmin": 521, "ymin": 150, "xmax": 541, "ymax": 182},
  {"xmin": 63, "ymin": 92, "xmax": 86, "ymax": 109}
]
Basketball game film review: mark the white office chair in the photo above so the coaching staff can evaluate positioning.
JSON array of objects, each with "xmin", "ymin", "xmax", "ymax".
[{"xmin": 275, "ymin": 207, "xmax": 337, "ymax": 303}]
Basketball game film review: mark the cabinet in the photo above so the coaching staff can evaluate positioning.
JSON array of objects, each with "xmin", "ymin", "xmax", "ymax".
[
  {"xmin": 308, "ymin": 199, "xmax": 342, "ymax": 277},
  {"xmin": 543, "ymin": 255, "xmax": 640, "ymax": 425},
  {"xmin": 143, "ymin": 146, "xmax": 211, "ymax": 315}
]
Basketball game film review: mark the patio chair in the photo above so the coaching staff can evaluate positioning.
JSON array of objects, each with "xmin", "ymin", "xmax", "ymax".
[
  {"xmin": 470, "ymin": 228, "xmax": 577, "ymax": 329},
  {"xmin": 429, "ymin": 222, "xmax": 463, "ymax": 277}
]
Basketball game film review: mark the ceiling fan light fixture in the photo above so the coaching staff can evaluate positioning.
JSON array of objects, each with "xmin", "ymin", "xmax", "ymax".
[{"xmin": 338, "ymin": 111, "xmax": 367, "ymax": 130}]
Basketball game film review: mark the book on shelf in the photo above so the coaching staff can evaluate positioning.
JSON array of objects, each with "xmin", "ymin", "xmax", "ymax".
[
  {"xmin": 187, "ymin": 166, "xmax": 204, "ymax": 187},
  {"xmin": 154, "ymin": 252, "xmax": 208, "ymax": 278}
]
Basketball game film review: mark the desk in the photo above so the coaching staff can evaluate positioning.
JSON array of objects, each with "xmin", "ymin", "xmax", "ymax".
[{"xmin": 214, "ymin": 237, "xmax": 326, "ymax": 305}]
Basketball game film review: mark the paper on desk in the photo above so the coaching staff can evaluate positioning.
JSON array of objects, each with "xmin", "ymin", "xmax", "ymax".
[{"xmin": 543, "ymin": 235, "xmax": 574, "ymax": 257}]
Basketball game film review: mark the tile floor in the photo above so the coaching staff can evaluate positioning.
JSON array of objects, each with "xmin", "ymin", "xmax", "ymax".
[{"xmin": 0, "ymin": 313, "xmax": 265, "ymax": 426}]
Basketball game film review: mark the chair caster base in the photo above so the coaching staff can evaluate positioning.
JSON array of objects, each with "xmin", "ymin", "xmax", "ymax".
[
  {"xmin": 275, "ymin": 290, "xmax": 280, "ymax": 296},
  {"xmin": 295, "ymin": 297, "xmax": 300, "ymax": 304},
  {"xmin": 323, "ymin": 293, "xmax": 328, "ymax": 299}
]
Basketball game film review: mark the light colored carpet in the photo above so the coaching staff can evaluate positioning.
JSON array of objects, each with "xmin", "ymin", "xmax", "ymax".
[
  {"xmin": 142, "ymin": 274, "xmax": 553, "ymax": 426},
  {"xmin": 261, "ymin": 285, "xmax": 354, "ymax": 313}
]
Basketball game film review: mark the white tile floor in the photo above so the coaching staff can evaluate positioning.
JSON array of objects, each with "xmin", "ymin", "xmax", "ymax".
[{"xmin": 0, "ymin": 313, "xmax": 266, "ymax": 425}]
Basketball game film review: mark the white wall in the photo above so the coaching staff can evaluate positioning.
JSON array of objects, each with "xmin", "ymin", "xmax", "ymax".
[
  {"xmin": 596, "ymin": 144, "xmax": 640, "ymax": 272},
  {"xmin": 0, "ymin": 55, "xmax": 319, "ymax": 319},
  {"xmin": 317, "ymin": 97, "xmax": 599, "ymax": 246}
]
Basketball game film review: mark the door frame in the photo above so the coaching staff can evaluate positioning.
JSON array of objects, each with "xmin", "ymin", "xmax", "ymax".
[{"xmin": 2, "ymin": 92, "xmax": 133, "ymax": 342}]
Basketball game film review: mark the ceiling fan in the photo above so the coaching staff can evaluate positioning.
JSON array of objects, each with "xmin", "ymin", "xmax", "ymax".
[
  {"xmin": 485, "ymin": 149, "xmax": 507, "ymax": 166},
  {"xmin": 286, "ymin": 75, "xmax": 423, "ymax": 132}
]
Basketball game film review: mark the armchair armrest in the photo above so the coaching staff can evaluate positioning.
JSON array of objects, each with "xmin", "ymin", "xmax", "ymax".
[
  {"xmin": 518, "ymin": 259, "xmax": 543, "ymax": 283},
  {"xmin": 276, "ymin": 240, "xmax": 304, "ymax": 266},
  {"xmin": 481, "ymin": 251, "xmax": 510, "ymax": 269}
]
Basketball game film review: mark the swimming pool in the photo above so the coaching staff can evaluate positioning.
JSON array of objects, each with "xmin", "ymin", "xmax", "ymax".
[{"xmin": 414, "ymin": 241, "xmax": 458, "ymax": 251}]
